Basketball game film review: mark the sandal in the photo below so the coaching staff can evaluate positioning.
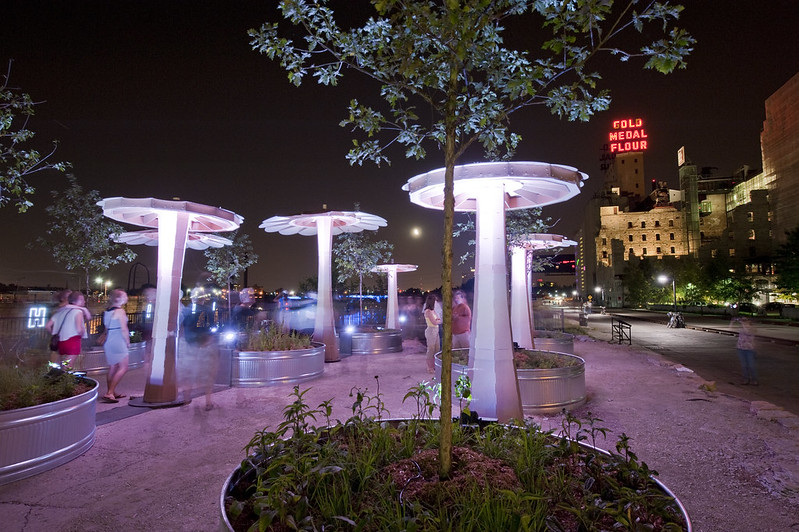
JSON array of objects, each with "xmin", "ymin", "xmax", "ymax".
[
  {"xmin": 100, "ymin": 395, "xmax": 119, "ymax": 403},
  {"xmin": 113, "ymin": 393, "xmax": 126, "ymax": 399}
]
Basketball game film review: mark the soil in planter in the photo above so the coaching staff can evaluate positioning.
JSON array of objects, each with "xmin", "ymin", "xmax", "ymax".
[{"xmin": 382, "ymin": 446, "xmax": 521, "ymax": 507}]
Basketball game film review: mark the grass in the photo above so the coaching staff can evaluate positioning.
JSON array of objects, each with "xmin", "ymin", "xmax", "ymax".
[
  {"xmin": 0, "ymin": 360, "xmax": 92, "ymax": 411},
  {"xmin": 224, "ymin": 383, "xmax": 688, "ymax": 531},
  {"xmin": 240, "ymin": 324, "xmax": 313, "ymax": 352}
]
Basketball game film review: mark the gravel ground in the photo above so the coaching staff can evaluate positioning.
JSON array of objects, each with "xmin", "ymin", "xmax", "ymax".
[{"xmin": 533, "ymin": 335, "xmax": 799, "ymax": 532}]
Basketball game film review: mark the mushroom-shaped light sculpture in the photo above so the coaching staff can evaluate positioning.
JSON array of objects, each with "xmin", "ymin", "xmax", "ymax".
[
  {"xmin": 403, "ymin": 161, "xmax": 587, "ymax": 422},
  {"xmin": 372, "ymin": 263, "xmax": 418, "ymax": 330},
  {"xmin": 260, "ymin": 211, "xmax": 387, "ymax": 362},
  {"xmin": 98, "ymin": 197, "xmax": 242, "ymax": 406},
  {"xmin": 510, "ymin": 233, "xmax": 577, "ymax": 350},
  {"xmin": 116, "ymin": 230, "xmax": 232, "ymax": 250}
]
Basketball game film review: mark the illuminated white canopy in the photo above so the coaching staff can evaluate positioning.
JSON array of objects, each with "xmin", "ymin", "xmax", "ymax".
[
  {"xmin": 260, "ymin": 210, "xmax": 387, "ymax": 235},
  {"xmin": 98, "ymin": 197, "xmax": 243, "ymax": 232},
  {"xmin": 116, "ymin": 230, "xmax": 232, "ymax": 250},
  {"xmin": 402, "ymin": 161, "xmax": 588, "ymax": 212},
  {"xmin": 516, "ymin": 233, "xmax": 578, "ymax": 250},
  {"xmin": 260, "ymin": 210, "xmax": 387, "ymax": 362},
  {"xmin": 372, "ymin": 264, "xmax": 418, "ymax": 330}
]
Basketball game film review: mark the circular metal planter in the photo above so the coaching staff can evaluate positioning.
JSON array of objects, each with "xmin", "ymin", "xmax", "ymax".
[
  {"xmin": 218, "ymin": 422, "xmax": 691, "ymax": 532},
  {"xmin": 434, "ymin": 349, "xmax": 585, "ymax": 414},
  {"xmin": 339, "ymin": 326, "xmax": 403, "ymax": 355},
  {"xmin": 231, "ymin": 342, "xmax": 325, "ymax": 387},
  {"xmin": 73, "ymin": 341, "xmax": 148, "ymax": 374},
  {"xmin": 0, "ymin": 377, "xmax": 98, "ymax": 486}
]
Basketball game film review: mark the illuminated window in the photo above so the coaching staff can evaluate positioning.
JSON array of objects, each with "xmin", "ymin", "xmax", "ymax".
[
  {"xmin": 768, "ymin": 211, "xmax": 773, "ymax": 222},
  {"xmin": 711, "ymin": 249, "xmax": 718, "ymax": 258},
  {"xmin": 748, "ymin": 230, "xmax": 755, "ymax": 240},
  {"xmin": 729, "ymin": 249, "xmax": 735, "ymax": 257}
]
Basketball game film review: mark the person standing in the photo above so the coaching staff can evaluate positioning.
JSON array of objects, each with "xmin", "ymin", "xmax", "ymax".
[
  {"xmin": 101, "ymin": 289, "xmax": 131, "ymax": 403},
  {"xmin": 731, "ymin": 316, "xmax": 758, "ymax": 385},
  {"xmin": 452, "ymin": 289, "xmax": 472, "ymax": 349},
  {"xmin": 423, "ymin": 294, "xmax": 442, "ymax": 373},
  {"xmin": 46, "ymin": 291, "xmax": 87, "ymax": 368}
]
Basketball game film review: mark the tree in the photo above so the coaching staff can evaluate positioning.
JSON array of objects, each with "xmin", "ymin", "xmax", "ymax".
[
  {"xmin": 333, "ymin": 231, "xmax": 393, "ymax": 323},
  {"xmin": 775, "ymin": 227, "xmax": 799, "ymax": 294},
  {"xmin": 623, "ymin": 258, "xmax": 656, "ymax": 308},
  {"xmin": 36, "ymin": 174, "xmax": 136, "ymax": 292},
  {"xmin": 1, "ymin": 63, "xmax": 69, "ymax": 212},
  {"xmin": 251, "ymin": 0, "xmax": 692, "ymax": 477},
  {"xmin": 204, "ymin": 230, "xmax": 259, "ymax": 314}
]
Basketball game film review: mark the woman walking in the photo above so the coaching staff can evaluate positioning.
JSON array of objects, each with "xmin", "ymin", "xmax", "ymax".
[
  {"xmin": 45, "ymin": 291, "xmax": 87, "ymax": 368},
  {"xmin": 423, "ymin": 295, "xmax": 441, "ymax": 373},
  {"xmin": 101, "ymin": 289, "xmax": 130, "ymax": 403}
]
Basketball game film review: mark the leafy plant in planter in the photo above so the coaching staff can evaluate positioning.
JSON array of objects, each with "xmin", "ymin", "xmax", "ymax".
[
  {"xmin": 239, "ymin": 325, "xmax": 313, "ymax": 352},
  {"xmin": 0, "ymin": 361, "xmax": 92, "ymax": 411},
  {"xmin": 223, "ymin": 382, "xmax": 689, "ymax": 531}
]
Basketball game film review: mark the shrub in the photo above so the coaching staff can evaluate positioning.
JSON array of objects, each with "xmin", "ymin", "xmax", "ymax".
[
  {"xmin": 0, "ymin": 363, "xmax": 90, "ymax": 411},
  {"xmin": 240, "ymin": 324, "xmax": 312, "ymax": 352}
]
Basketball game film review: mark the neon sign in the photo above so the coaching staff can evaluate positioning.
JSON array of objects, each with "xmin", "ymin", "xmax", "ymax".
[
  {"xmin": 27, "ymin": 306, "xmax": 47, "ymax": 329},
  {"xmin": 608, "ymin": 118, "xmax": 648, "ymax": 153}
]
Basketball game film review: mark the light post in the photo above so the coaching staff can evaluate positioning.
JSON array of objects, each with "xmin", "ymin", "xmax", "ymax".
[
  {"xmin": 96, "ymin": 277, "xmax": 110, "ymax": 298},
  {"xmin": 594, "ymin": 286, "xmax": 604, "ymax": 306},
  {"xmin": 658, "ymin": 274, "xmax": 677, "ymax": 312}
]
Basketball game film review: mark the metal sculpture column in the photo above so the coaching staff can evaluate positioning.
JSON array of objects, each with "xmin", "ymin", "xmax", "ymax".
[
  {"xmin": 372, "ymin": 263, "xmax": 417, "ymax": 330},
  {"xmin": 260, "ymin": 211, "xmax": 387, "ymax": 362},
  {"xmin": 404, "ymin": 162, "xmax": 587, "ymax": 422},
  {"xmin": 510, "ymin": 234, "xmax": 576, "ymax": 349},
  {"xmin": 98, "ymin": 198, "xmax": 242, "ymax": 406}
]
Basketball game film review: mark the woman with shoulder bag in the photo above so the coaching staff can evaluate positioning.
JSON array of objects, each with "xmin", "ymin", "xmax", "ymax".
[
  {"xmin": 45, "ymin": 291, "xmax": 87, "ymax": 368},
  {"xmin": 101, "ymin": 289, "xmax": 131, "ymax": 403}
]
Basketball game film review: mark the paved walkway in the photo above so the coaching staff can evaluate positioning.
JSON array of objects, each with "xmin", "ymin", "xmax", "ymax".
[{"xmin": 2, "ymin": 320, "xmax": 798, "ymax": 531}]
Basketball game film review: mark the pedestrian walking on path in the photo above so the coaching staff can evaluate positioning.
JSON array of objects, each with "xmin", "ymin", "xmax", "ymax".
[{"xmin": 731, "ymin": 316, "xmax": 758, "ymax": 385}]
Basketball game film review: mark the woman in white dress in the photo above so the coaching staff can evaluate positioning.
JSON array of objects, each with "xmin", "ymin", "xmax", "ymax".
[{"xmin": 101, "ymin": 289, "xmax": 130, "ymax": 403}]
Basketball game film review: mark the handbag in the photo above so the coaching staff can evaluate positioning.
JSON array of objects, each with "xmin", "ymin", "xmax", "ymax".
[
  {"xmin": 96, "ymin": 330, "xmax": 108, "ymax": 346},
  {"xmin": 49, "ymin": 309, "xmax": 75, "ymax": 352}
]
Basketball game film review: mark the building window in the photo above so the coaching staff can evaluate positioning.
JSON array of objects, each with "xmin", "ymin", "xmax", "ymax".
[
  {"xmin": 729, "ymin": 232, "xmax": 734, "ymax": 240},
  {"xmin": 701, "ymin": 201, "xmax": 712, "ymax": 213},
  {"xmin": 655, "ymin": 220, "xmax": 661, "ymax": 227},
  {"xmin": 747, "ymin": 212, "xmax": 754, "ymax": 222},
  {"xmin": 602, "ymin": 251, "xmax": 608, "ymax": 258},
  {"xmin": 655, "ymin": 233, "xmax": 661, "ymax": 241},
  {"xmin": 729, "ymin": 249, "xmax": 735, "ymax": 257},
  {"xmin": 642, "ymin": 248, "xmax": 647, "ymax": 255},
  {"xmin": 711, "ymin": 249, "xmax": 718, "ymax": 258},
  {"xmin": 642, "ymin": 234, "xmax": 647, "ymax": 241},
  {"xmin": 627, "ymin": 221, "xmax": 633, "ymax": 229},
  {"xmin": 641, "ymin": 221, "xmax": 646, "ymax": 228},
  {"xmin": 671, "ymin": 247, "xmax": 676, "ymax": 254},
  {"xmin": 656, "ymin": 247, "xmax": 662, "ymax": 254},
  {"xmin": 628, "ymin": 234, "xmax": 633, "ymax": 242},
  {"xmin": 669, "ymin": 219, "xmax": 674, "ymax": 227},
  {"xmin": 748, "ymin": 229, "xmax": 755, "ymax": 240},
  {"xmin": 601, "ymin": 238, "xmax": 607, "ymax": 246},
  {"xmin": 629, "ymin": 248, "xmax": 635, "ymax": 255},
  {"xmin": 749, "ymin": 247, "xmax": 757, "ymax": 257},
  {"xmin": 669, "ymin": 233, "xmax": 675, "ymax": 240},
  {"xmin": 768, "ymin": 211, "xmax": 773, "ymax": 222}
]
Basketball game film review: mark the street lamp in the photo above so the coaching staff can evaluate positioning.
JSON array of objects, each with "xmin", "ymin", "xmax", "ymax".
[
  {"xmin": 594, "ymin": 286, "xmax": 604, "ymax": 306},
  {"xmin": 658, "ymin": 274, "xmax": 677, "ymax": 312}
]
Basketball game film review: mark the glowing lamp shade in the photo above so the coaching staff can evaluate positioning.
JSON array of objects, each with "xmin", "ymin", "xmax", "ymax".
[
  {"xmin": 260, "ymin": 211, "xmax": 387, "ymax": 362},
  {"xmin": 99, "ymin": 197, "xmax": 242, "ymax": 405},
  {"xmin": 403, "ymin": 162, "xmax": 587, "ymax": 422},
  {"xmin": 372, "ymin": 263, "xmax": 418, "ymax": 330}
]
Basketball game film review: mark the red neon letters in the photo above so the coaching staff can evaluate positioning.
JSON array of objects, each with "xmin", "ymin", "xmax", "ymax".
[{"xmin": 608, "ymin": 118, "xmax": 648, "ymax": 153}]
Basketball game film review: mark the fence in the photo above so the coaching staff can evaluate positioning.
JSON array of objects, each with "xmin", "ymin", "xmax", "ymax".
[{"xmin": 611, "ymin": 318, "xmax": 632, "ymax": 345}]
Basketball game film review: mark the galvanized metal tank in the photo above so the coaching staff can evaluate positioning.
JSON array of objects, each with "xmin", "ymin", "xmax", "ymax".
[{"xmin": 231, "ymin": 342, "xmax": 325, "ymax": 387}]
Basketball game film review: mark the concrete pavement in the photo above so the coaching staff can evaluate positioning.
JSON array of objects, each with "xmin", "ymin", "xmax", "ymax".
[{"xmin": 2, "ymin": 320, "xmax": 798, "ymax": 531}]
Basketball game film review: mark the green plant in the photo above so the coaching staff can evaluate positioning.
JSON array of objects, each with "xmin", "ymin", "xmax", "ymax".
[
  {"xmin": 0, "ymin": 362, "xmax": 91, "ymax": 411},
  {"xmin": 224, "ymin": 383, "xmax": 689, "ymax": 531},
  {"xmin": 240, "ymin": 324, "xmax": 312, "ymax": 352},
  {"xmin": 513, "ymin": 350, "xmax": 582, "ymax": 370}
]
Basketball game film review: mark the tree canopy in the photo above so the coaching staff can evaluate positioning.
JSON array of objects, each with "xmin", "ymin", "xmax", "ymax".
[
  {"xmin": 1, "ymin": 63, "xmax": 69, "ymax": 212},
  {"xmin": 36, "ymin": 175, "xmax": 136, "ymax": 292},
  {"xmin": 775, "ymin": 227, "xmax": 799, "ymax": 294}
]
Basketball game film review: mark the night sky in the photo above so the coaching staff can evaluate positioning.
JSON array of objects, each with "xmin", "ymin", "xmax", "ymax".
[{"xmin": 2, "ymin": 1, "xmax": 798, "ymax": 292}]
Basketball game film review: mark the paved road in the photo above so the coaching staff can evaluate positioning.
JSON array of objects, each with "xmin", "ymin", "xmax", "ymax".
[{"xmin": 584, "ymin": 309, "xmax": 799, "ymax": 416}]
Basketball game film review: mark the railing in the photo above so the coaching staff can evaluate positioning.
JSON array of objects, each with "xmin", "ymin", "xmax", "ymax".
[{"xmin": 611, "ymin": 318, "xmax": 632, "ymax": 345}]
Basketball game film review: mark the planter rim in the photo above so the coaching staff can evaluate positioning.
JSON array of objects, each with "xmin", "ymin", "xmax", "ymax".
[{"xmin": 234, "ymin": 341, "xmax": 324, "ymax": 356}]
